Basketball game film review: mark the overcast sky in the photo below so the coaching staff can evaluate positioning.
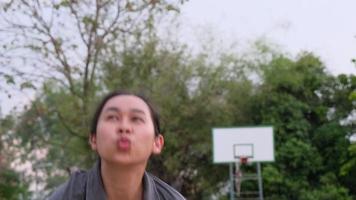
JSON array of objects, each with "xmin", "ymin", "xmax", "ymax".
[{"xmin": 177, "ymin": 0, "xmax": 356, "ymax": 75}]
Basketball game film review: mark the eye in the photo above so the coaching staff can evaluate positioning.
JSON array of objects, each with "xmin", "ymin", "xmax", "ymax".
[
  {"xmin": 131, "ymin": 116, "xmax": 144, "ymax": 123},
  {"xmin": 106, "ymin": 114, "xmax": 119, "ymax": 121}
]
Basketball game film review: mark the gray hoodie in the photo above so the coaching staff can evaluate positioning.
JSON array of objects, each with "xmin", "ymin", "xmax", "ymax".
[{"xmin": 48, "ymin": 161, "xmax": 185, "ymax": 200}]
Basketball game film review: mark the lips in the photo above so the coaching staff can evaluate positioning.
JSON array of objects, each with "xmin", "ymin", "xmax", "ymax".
[{"xmin": 117, "ymin": 137, "xmax": 131, "ymax": 151}]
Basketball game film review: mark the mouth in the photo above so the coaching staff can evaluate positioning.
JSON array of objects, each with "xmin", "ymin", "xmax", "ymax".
[{"xmin": 117, "ymin": 137, "xmax": 131, "ymax": 151}]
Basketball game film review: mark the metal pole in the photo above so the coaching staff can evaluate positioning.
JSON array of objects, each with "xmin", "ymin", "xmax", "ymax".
[
  {"xmin": 229, "ymin": 163, "xmax": 234, "ymax": 200},
  {"xmin": 257, "ymin": 162, "xmax": 264, "ymax": 200}
]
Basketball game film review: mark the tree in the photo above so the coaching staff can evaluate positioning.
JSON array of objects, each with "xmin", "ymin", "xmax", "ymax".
[
  {"xmin": 330, "ymin": 74, "xmax": 356, "ymax": 196},
  {"xmin": 0, "ymin": 115, "xmax": 30, "ymax": 199},
  {"xmin": 253, "ymin": 53, "xmax": 354, "ymax": 199},
  {"xmin": 0, "ymin": 0, "xmax": 183, "ymax": 134},
  {"xmin": 0, "ymin": 0, "xmax": 184, "ymax": 197}
]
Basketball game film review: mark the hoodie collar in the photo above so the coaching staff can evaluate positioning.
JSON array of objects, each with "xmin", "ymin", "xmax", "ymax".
[{"xmin": 85, "ymin": 160, "xmax": 158, "ymax": 200}]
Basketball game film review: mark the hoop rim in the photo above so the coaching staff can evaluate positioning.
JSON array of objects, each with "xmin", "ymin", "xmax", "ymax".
[{"xmin": 239, "ymin": 156, "xmax": 249, "ymax": 164}]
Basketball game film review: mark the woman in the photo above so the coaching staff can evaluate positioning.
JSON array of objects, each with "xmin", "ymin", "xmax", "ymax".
[{"xmin": 49, "ymin": 90, "xmax": 185, "ymax": 200}]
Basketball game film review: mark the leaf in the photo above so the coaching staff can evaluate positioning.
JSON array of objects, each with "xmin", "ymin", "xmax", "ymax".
[
  {"xmin": 349, "ymin": 91, "xmax": 356, "ymax": 101},
  {"xmin": 82, "ymin": 16, "xmax": 93, "ymax": 25},
  {"xmin": 20, "ymin": 81, "xmax": 36, "ymax": 90},
  {"xmin": 53, "ymin": 4, "xmax": 60, "ymax": 10},
  {"xmin": 4, "ymin": 74, "xmax": 15, "ymax": 85},
  {"xmin": 59, "ymin": 0, "xmax": 70, "ymax": 7},
  {"xmin": 338, "ymin": 74, "xmax": 348, "ymax": 85},
  {"xmin": 166, "ymin": 4, "xmax": 180, "ymax": 12}
]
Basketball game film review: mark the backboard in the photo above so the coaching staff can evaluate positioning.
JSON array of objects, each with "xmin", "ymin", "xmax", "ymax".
[{"xmin": 212, "ymin": 126, "xmax": 274, "ymax": 163}]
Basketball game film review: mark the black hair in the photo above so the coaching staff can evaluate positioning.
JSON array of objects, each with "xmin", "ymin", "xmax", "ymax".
[{"xmin": 90, "ymin": 90, "xmax": 161, "ymax": 137}]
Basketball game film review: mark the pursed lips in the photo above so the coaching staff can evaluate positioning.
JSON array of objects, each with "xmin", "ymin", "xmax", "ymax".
[{"xmin": 117, "ymin": 137, "xmax": 131, "ymax": 151}]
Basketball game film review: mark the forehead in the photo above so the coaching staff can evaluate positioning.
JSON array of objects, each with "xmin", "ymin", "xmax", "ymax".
[{"xmin": 102, "ymin": 95, "xmax": 151, "ymax": 113}]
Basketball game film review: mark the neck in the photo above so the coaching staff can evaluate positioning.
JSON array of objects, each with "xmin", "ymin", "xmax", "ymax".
[{"xmin": 100, "ymin": 160, "xmax": 146, "ymax": 200}]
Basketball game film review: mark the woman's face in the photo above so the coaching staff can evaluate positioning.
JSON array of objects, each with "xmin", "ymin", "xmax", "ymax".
[{"xmin": 90, "ymin": 95, "xmax": 164, "ymax": 166}]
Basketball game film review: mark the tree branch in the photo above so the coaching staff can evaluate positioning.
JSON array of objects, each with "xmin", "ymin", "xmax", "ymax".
[{"xmin": 55, "ymin": 108, "xmax": 87, "ymax": 141}]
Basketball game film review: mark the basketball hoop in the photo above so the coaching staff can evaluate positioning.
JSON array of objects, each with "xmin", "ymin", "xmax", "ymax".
[{"xmin": 212, "ymin": 127, "xmax": 274, "ymax": 200}]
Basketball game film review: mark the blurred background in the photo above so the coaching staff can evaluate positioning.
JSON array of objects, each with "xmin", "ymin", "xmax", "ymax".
[{"xmin": 0, "ymin": 0, "xmax": 355, "ymax": 199}]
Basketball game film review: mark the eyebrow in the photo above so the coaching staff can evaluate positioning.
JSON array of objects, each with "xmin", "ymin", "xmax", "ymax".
[{"xmin": 104, "ymin": 107, "xmax": 146, "ymax": 115}]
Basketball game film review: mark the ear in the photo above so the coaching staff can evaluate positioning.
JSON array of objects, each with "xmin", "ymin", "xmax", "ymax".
[
  {"xmin": 89, "ymin": 134, "xmax": 97, "ymax": 151},
  {"xmin": 152, "ymin": 134, "xmax": 164, "ymax": 155}
]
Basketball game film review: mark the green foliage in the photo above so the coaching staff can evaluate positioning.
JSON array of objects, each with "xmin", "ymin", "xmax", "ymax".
[
  {"xmin": 252, "ymin": 53, "xmax": 355, "ymax": 199},
  {"xmin": 278, "ymin": 138, "xmax": 322, "ymax": 177},
  {"xmin": 341, "ymin": 144, "xmax": 356, "ymax": 175},
  {"xmin": 0, "ymin": 168, "xmax": 30, "ymax": 200},
  {"xmin": 300, "ymin": 184, "xmax": 352, "ymax": 200}
]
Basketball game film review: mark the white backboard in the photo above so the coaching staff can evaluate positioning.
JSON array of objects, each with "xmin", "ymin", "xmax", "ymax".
[{"xmin": 212, "ymin": 127, "xmax": 274, "ymax": 163}]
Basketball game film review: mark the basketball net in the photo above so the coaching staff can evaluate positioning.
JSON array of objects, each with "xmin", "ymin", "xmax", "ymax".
[{"xmin": 235, "ymin": 157, "xmax": 248, "ymax": 197}]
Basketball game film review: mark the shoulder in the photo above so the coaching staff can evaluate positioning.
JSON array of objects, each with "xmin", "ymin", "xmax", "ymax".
[
  {"xmin": 48, "ymin": 170, "xmax": 87, "ymax": 200},
  {"xmin": 147, "ymin": 173, "xmax": 186, "ymax": 200}
]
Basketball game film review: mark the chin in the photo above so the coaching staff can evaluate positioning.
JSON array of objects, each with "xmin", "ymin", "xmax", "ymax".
[{"xmin": 106, "ymin": 157, "xmax": 148, "ymax": 166}]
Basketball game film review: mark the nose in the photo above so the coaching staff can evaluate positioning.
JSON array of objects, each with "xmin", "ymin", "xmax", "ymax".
[{"xmin": 117, "ymin": 118, "xmax": 132, "ymax": 134}]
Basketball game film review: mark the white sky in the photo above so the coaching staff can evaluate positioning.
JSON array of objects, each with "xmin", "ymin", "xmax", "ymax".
[{"xmin": 177, "ymin": 0, "xmax": 356, "ymax": 75}]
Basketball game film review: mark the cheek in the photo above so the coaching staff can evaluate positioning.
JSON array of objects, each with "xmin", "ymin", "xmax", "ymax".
[
  {"xmin": 142, "ymin": 133, "xmax": 155, "ymax": 144},
  {"xmin": 137, "ymin": 125, "xmax": 156, "ymax": 143},
  {"xmin": 143, "ymin": 123, "xmax": 156, "ymax": 137},
  {"xmin": 96, "ymin": 122, "xmax": 114, "ymax": 144}
]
